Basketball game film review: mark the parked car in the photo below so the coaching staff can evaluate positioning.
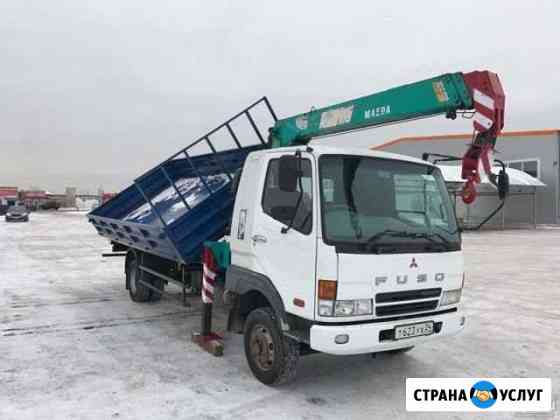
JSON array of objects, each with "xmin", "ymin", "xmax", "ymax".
[{"xmin": 5, "ymin": 205, "xmax": 29, "ymax": 222}]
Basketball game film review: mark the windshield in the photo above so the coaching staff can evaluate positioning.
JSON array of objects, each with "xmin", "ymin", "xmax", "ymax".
[
  {"xmin": 319, "ymin": 155, "xmax": 460, "ymax": 253},
  {"xmin": 8, "ymin": 206, "xmax": 26, "ymax": 213}
]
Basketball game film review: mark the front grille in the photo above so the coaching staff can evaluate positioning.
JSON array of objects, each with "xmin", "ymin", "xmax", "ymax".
[
  {"xmin": 376, "ymin": 288, "xmax": 441, "ymax": 303},
  {"xmin": 375, "ymin": 288, "xmax": 442, "ymax": 317},
  {"xmin": 376, "ymin": 300, "xmax": 439, "ymax": 316}
]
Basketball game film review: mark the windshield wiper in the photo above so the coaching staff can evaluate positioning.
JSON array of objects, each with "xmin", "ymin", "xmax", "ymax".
[
  {"xmin": 420, "ymin": 232, "xmax": 452, "ymax": 247},
  {"xmin": 366, "ymin": 230, "xmax": 454, "ymax": 251},
  {"xmin": 411, "ymin": 232, "xmax": 455, "ymax": 251},
  {"xmin": 366, "ymin": 229, "xmax": 413, "ymax": 245}
]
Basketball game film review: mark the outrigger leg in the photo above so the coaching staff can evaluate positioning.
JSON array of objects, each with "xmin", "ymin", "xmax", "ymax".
[{"xmin": 191, "ymin": 246, "xmax": 224, "ymax": 357}]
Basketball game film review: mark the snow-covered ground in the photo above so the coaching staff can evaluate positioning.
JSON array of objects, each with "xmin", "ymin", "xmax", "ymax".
[{"xmin": 0, "ymin": 212, "xmax": 558, "ymax": 419}]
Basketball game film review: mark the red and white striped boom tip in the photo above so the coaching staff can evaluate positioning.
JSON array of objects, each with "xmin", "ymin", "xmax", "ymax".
[
  {"xmin": 460, "ymin": 70, "xmax": 506, "ymax": 204},
  {"xmin": 202, "ymin": 248, "xmax": 217, "ymax": 304}
]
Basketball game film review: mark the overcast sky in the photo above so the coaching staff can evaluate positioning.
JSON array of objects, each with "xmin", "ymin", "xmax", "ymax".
[{"xmin": 1, "ymin": 1, "xmax": 559, "ymax": 193}]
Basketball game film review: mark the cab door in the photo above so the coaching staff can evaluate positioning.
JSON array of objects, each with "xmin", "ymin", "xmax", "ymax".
[{"xmin": 250, "ymin": 152, "xmax": 317, "ymax": 320}]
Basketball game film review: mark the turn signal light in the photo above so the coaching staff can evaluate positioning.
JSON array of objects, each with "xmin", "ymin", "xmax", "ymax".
[{"xmin": 318, "ymin": 279, "xmax": 337, "ymax": 300}]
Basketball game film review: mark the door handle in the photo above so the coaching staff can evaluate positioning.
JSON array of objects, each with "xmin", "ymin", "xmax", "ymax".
[{"xmin": 251, "ymin": 234, "xmax": 267, "ymax": 244}]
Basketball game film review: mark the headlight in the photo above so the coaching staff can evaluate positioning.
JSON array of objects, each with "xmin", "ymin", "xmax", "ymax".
[
  {"xmin": 334, "ymin": 300, "xmax": 355, "ymax": 316},
  {"xmin": 354, "ymin": 299, "xmax": 373, "ymax": 315},
  {"xmin": 318, "ymin": 299, "xmax": 334, "ymax": 316},
  {"xmin": 319, "ymin": 299, "xmax": 373, "ymax": 317},
  {"xmin": 440, "ymin": 289, "xmax": 462, "ymax": 306}
]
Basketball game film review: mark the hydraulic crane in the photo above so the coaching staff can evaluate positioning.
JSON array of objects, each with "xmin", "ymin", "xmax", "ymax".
[{"xmin": 268, "ymin": 71, "xmax": 505, "ymax": 204}]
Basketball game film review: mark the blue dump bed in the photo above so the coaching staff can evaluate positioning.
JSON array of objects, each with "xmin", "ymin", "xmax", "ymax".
[{"xmin": 88, "ymin": 97, "xmax": 277, "ymax": 264}]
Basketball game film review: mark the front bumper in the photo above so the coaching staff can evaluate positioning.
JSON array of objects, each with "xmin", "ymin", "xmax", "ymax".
[
  {"xmin": 309, "ymin": 310, "xmax": 465, "ymax": 355},
  {"xmin": 5, "ymin": 215, "xmax": 28, "ymax": 222}
]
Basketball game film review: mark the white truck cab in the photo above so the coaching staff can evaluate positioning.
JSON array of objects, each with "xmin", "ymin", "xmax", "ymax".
[{"xmin": 225, "ymin": 145, "xmax": 465, "ymax": 384}]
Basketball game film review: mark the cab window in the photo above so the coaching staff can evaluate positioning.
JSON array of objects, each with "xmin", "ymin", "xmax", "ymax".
[{"xmin": 261, "ymin": 158, "xmax": 313, "ymax": 234}]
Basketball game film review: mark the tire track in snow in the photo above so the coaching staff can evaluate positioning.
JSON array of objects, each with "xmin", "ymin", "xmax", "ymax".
[
  {"xmin": 9, "ymin": 297, "xmax": 118, "ymax": 309},
  {"xmin": 1, "ymin": 310, "xmax": 200, "ymax": 337}
]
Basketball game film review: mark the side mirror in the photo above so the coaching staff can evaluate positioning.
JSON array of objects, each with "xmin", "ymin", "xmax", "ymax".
[
  {"xmin": 497, "ymin": 169, "xmax": 509, "ymax": 200},
  {"xmin": 278, "ymin": 155, "xmax": 300, "ymax": 192}
]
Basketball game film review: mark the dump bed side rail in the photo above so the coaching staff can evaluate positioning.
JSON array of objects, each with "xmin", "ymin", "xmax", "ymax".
[{"xmin": 89, "ymin": 97, "xmax": 277, "ymax": 264}]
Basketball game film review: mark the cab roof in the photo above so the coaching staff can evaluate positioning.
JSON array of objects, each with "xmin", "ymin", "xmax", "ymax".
[{"xmin": 259, "ymin": 144, "xmax": 434, "ymax": 167}]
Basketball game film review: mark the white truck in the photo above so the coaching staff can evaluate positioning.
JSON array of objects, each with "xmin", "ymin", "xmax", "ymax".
[{"xmin": 89, "ymin": 70, "xmax": 506, "ymax": 385}]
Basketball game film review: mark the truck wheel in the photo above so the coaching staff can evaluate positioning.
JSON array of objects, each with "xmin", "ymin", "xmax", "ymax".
[
  {"xmin": 147, "ymin": 274, "xmax": 164, "ymax": 302},
  {"xmin": 244, "ymin": 307, "xmax": 299, "ymax": 385},
  {"xmin": 127, "ymin": 255, "xmax": 151, "ymax": 302}
]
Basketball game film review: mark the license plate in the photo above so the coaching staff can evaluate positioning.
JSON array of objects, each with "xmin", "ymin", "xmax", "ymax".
[{"xmin": 394, "ymin": 321, "xmax": 434, "ymax": 340}]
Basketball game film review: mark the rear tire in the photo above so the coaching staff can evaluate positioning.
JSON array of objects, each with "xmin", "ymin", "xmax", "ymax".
[
  {"xmin": 147, "ymin": 274, "xmax": 164, "ymax": 302},
  {"xmin": 243, "ymin": 307, "xmax": 299, "ymax": 386},
  {"xmin": 126, "ymin": 254, "xmax": 151, "ymax": 302}
]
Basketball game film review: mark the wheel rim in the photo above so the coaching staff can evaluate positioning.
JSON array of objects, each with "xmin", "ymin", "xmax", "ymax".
[
  {"xmin": 249, "ymin": 324, "xmax": 275, "ymax": 371},
  {"xmin": 130, "ymin": 265, "xmax": 137, "ymax": 293}
]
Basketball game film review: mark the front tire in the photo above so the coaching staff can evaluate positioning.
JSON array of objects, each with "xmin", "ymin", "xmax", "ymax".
[{"xmin": 243, "ymin": 307, "xmax": 299, "ymax": 386}]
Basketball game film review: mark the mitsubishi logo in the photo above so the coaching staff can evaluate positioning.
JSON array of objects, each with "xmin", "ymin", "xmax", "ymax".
[{"xmin": 409, "ymin": 258, "xmax": 418, "ymax": 269}]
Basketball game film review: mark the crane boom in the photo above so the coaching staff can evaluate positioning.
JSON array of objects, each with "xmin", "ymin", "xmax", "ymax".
[{"xmin": 268, "ymin": 70, "xmax": 505, "ymax": 204}]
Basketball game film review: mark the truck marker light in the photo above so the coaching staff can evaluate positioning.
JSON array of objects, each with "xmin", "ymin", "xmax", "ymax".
[
  {"xmin": 293, "ymin": 298, "xmax": 305, "ymax": 308},
  {"xmin": 318, "ymin": 279, "xmax": 337, "ymax": 300}
]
